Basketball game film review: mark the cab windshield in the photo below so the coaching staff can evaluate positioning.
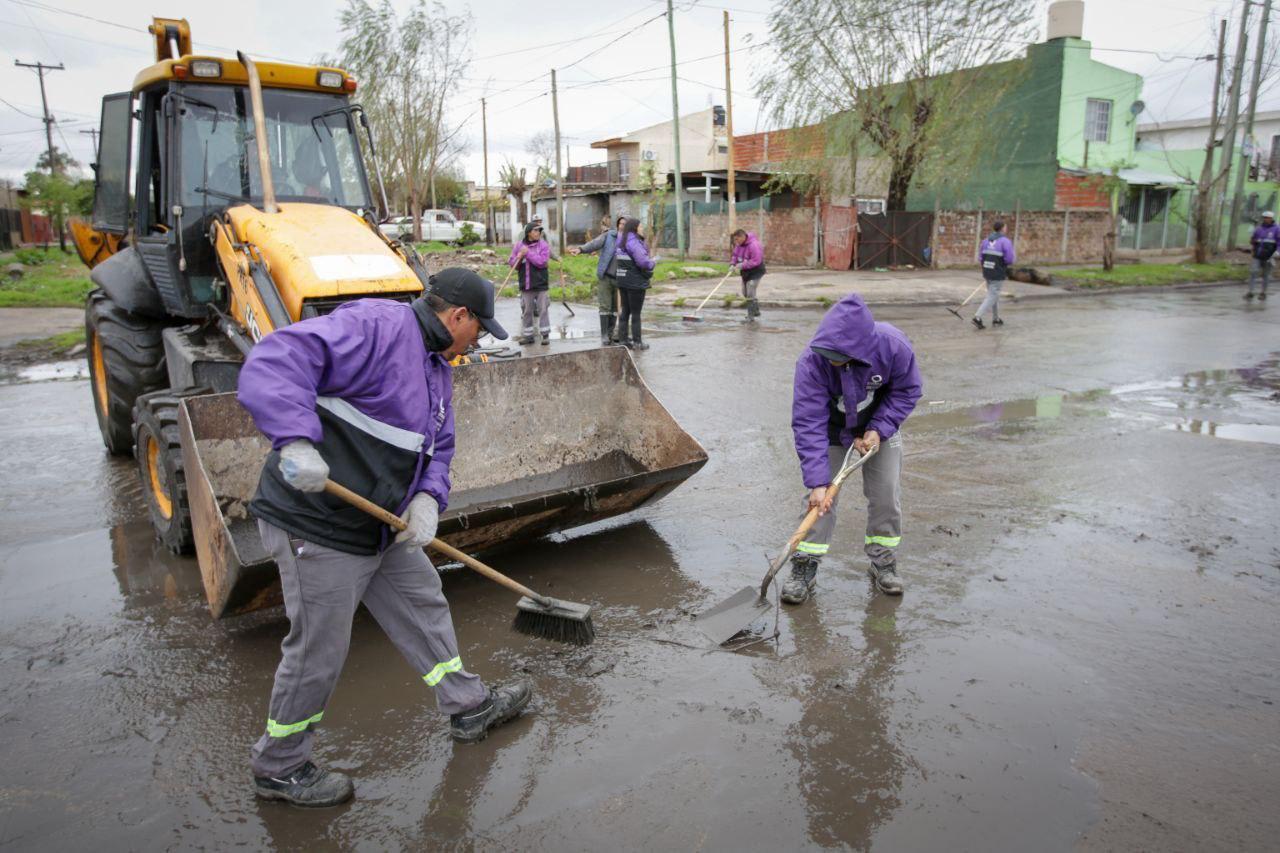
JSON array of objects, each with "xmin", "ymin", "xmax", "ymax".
[{"xmin": 175, "ymin": 83, "xmax": 371, "ymax": 211}]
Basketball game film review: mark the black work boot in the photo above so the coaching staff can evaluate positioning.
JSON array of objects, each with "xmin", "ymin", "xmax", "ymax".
[
  {"xmin": 606, "ymin": 314, "xmax": 618, "ymax": 342},
  {"xmin": 971, "ymin": 316, "xmax": 985, "ymax": 330},
  {"xmin": 451, "ymin": 681, "xmax": 532, "ymax": 743},
  {"xmin": 630, "ymin": 315, "xmax": 649, "ymax": 350},
  {"xmin": 599, "ymin": 315, "xmax": 611, "ymax": 341},
  {"xmin": 253, "ymin": 761, "xmax": 354, "ymax": 808},
  {"xmin": 1245, "ymin": 292, "xmax": 1255, "ymax": 300},
  {"xmin": 992, "ymin": 317, "xmax": 1004, "ymax": 326},
  {"xmin": 868, "ymin": 563, "xmax": 904, "ymax": 596},
  {"xmin": 781, "ymin": 555, "xmax": 819, "ymax": 605},
  {"xmin": 518, "ymin": 334, "xmax": 535, "ymax": 345},
  {"xmin": 540, "ymin": 330, "xmax": 551, "ymax": 345}
]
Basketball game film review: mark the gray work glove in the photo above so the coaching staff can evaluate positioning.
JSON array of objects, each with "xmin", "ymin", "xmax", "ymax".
[
  {"xmin": 278, "ymin": 439, "xmax": 329, "ymax": 493},
  {"xmin": 394, "ymin": 492, "xmax": 439, "ymax": 549}
]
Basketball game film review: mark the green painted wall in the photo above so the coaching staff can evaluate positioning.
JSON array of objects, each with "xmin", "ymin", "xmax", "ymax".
[
  {"xmin": 1057, "ymin": 39, "xmax": 1143, "ymax": 171},
  {"xmin": 1133, "ymin": 146, "xmax": 1280, "ymax": 246},
  {"xmin": 905, "ymin": 39, "xmax": 1143, "ymax": 213}
]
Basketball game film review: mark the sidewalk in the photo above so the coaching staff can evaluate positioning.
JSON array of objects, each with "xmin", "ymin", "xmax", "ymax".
[
  {"xmin": 647, "ymin": 267, "xmax": 1054, "ymax": 310},
  {"xmin": 0, "ymin": 308, "xmax": 82, "ymax": 347}
]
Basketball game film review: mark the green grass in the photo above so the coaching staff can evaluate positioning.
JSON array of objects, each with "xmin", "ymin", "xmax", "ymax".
[
  {"xmin": 0, "ymin": 248, "xmax": 93, "ymax": 308},
  {"xmin": 16, "ymin": 327, "xmax": 85, "ymax": 351},
  {"xmin": 412, "ymin": 241, "xmax": 459, "ymax": 254},
  {"xmin": 484, "ymin": 254, "xmax": 729, "ymax": 288},
  {"xmin": 1053, "ymin": 262, "xmax": 1248, "ymax": 289},
  {"xmin": 672, "ymin": 296, "xmax": 687, "ymax": 308},
  {"xmin": 498, "ymin": 283, "xmax": 597, "ymax": 303}
]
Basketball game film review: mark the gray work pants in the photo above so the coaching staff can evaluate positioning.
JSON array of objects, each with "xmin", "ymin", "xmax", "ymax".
[
  {"xmin": 596, "ymin": 275, "xmax": 618, "ymax": 318},
  {"xmin": 520, "ymin": 290, "xmax": 551, "ymax": 337},
  {"xmin": 251, "ymin": 520, "xmax": 487, "ymax": 779},
  {"xmin": 795, "ymin": 436, "xmax": 904, "ymax": 570},
  {"xmin": 1249, "ymin": 257, "xmax": 1272, "ymax": 294},
  {"xmin": 975, "ymin": 279, "xmax": 1003, "ymax": 321}
]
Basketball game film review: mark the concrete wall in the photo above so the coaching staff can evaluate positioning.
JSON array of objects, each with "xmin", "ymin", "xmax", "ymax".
[
  {"xmin": 689, "ymin": 206, "xmax": 818, "ymax": 266},
  {"xmin": 933, "ymin": 208, "xmax": 1110, "ymax": 266},
  {"xmin": 592, "ymin": 108, "xmax": 727, "ymax": 189}
]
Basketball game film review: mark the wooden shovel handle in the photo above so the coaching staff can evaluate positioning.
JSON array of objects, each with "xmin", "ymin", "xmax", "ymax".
[
  {"xmin": 323, "ymin": 479, "xmax": 544, "ymax": 602},
  {"xmin": 693, "ymin": 269, "xmax": 735, "ymax": 314}
]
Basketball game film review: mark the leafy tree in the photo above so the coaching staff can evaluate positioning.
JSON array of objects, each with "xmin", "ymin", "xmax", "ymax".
[
  {"xmin": 757, "ymin": 0, "xmax": 1035, "ymax": 210},
  {"xmin": 36, "ymin": 147, "xmax": 79, "ymax": 174},
  {"xmin": 20, "ymin": 171, "xmax": 92, "ymax": 252},
  {"xmin": 332, "ymin": 0, "xmax": 473, "ymax": 239}
]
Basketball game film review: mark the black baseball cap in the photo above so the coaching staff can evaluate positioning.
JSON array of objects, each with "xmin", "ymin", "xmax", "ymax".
[{"xmin": 428, "ymin": 267, "xmax": 508, "ymax": 340}]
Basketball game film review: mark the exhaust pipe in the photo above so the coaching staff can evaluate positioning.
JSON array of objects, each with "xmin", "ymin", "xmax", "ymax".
[{"xmin": 236, "ymin": 51, "xmax": 277, "ymax": 214}]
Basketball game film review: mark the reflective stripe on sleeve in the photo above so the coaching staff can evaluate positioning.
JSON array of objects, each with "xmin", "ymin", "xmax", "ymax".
[
  {"xmin": 795, "ymin": 541, "xmax": 829, "ymax": 555},
  {"xmin": 423, "ymin": 656, "xmax": 464, "ymax": 686},
  {"xmin": 266, "ymin": 711, "xmax": 324, "ymax": 738},
  {"xmin": 865, "ymin": 535, "xmax": 901, "ymax": 547}
]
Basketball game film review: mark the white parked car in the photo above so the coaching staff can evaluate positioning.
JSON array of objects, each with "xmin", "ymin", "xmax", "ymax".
[{"xmin": 379, "ymin": 211, "xmax": 487, "ymax": 243}]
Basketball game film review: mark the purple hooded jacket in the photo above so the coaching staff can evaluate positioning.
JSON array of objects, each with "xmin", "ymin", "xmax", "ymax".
[
  {"xmin": 792, "ymin": 294, "xmax": 923, "ymax": 489},
  {"xmin": 238, "ymin": 299, "xmax": 455, "ymax": 514},
  {"xmin": 508, "ymin": 225, "xmax": 551, "ymax": 291},
  {"xmin": 730, "ymin": 232, "xmax": 764, "ymax": 270},
  {"xmin": 1251, "ymin": 222, "xmax": 1280, "ymax": 259}
]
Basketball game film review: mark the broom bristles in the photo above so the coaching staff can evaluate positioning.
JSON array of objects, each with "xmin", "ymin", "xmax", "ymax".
[{"xmin": 511, "ymin": 596, "xmax": 595, "ymax": 646}]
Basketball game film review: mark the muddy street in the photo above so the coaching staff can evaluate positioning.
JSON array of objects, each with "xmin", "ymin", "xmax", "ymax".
[{"xmin": 2, "ymin": 289, "xmax": 1278, "ymax": 850}]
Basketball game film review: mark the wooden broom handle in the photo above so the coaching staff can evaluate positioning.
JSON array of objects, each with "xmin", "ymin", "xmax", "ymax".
[{"xmin": 323, "ymin": 479, "xmax": 544, "ymax": 602}]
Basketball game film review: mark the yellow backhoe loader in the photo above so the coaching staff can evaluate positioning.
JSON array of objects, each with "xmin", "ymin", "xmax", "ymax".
[{"xmin": 71, "ymin": 18, "xmax": 706, "ymax": 617}]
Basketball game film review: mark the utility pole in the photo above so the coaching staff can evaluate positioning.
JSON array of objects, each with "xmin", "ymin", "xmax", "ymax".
[
  {"xmin": 15, "ymin": 59, "xmax": 67, "ymax": 252},
  {"xmin": 1216, "ymin": 1, "xmax": 1250, "ymax": 251},
  {"xmin": 551, "ymin": 68, "xmax": 566, "ymax": 257},
  {"xmin": 79, "ymin": 128, "xmax": 99, "ymax": 160},
  {"xmin": 1195, "ymin": 19, "xmax": 1227, "ymax": 263},
  {"xmin": 1228, "ymin": 0, "xmax": 1271, "ymax": 246},
  {"xmin": 667, "ymin": 0, "xmax": 686, "ymax": 258},
  {"xmin": 482, "ymin": 97, "xmax": 492, "ymax": 245},
  {"xmin": 14, "ymin": 60, "xmax": 64, "ymax": 176},
  {"xmin": 724, "ymin": 10, "xmax": 736, "ymax": 235}
]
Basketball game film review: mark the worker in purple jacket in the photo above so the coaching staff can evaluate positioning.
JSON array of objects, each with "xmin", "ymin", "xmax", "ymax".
[
  {"xmin": 508, "ymin": 222, "xmax": 552, "ymax": 344},
  {"xmin": 614, "ymin": 217, "xmax": 658, "ymax": 350},
  {"xmin": 973, "ymin": 220, "xmax": 1015, "ymax": 330},
  {"xmin": 729, "ymin": 228, "xmax": 765, "ymax": 320},
  {"xmin": 786, "ymin": 293, "xmax": 923, "ymax": 602},
  {"xmin": 1246, "ymin": 210, "xmax": 1279, "ymax": 300},
  {"xmin": 237, "ymin": 269, "xmax": 530, "ymax": 808}
]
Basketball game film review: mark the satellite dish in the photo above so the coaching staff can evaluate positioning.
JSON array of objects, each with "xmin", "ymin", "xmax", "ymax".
[{"xmin": 1130, "ymin": 100, "xmax": 1146, "ymax": 116}]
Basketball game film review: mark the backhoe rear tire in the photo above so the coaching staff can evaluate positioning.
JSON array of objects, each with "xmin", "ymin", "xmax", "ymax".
[
  {"xmin": 133, "ymin": 391, "xmax": 193, "ymax": 554},
  {"xmin": 85, "ymin": 288, "xmax": 168, "ymax": 455}
]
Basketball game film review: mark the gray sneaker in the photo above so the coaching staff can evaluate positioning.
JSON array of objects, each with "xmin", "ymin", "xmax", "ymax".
[
  {"xmin": 781, "ymin": 556, "xmax": 819, "ymax": 604},
  {"xmin": 253, "ymin": 761, "xmax": 354, "ymax": 808},
  {"xmin": 868, "ymin": 564, "xmax": 904, "ymax": 595}
]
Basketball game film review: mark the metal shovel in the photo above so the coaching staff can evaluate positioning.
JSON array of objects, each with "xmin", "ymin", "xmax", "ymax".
[{"xmin": 693, "ymin": 442, "xmax": 879, "ymax": 645}]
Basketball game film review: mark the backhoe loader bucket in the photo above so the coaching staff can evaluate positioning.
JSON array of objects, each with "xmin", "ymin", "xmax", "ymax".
[{"xmin": 179, "ymin": 347, "xmax": 708, "ymax": 617}]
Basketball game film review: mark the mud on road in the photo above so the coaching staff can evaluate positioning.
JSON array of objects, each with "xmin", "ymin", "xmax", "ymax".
[{"xmin": 1, "ymin": 290, "xmax": 1278, "ymax": 850}]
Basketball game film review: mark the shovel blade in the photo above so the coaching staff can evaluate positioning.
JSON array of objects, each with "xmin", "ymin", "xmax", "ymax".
[{"xmin": 693, "ymin": 586, "xmax": 772, "ymax": 645}]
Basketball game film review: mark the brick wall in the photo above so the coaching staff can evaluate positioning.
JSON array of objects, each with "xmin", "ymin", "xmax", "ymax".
[
  {"xmin": 732, "ymin": 124, "xmax": 824, "ymax": 171},
  {"xmin": 1054, "ymin": 171, "xmax": 1110, "ymax": 209},
  {"xmin": 933, "ymin": 208, "xmax": 1110, "ymax": 266},
  {"xmin": 689, "ymin": 207, "xmax": 817, "ymax": 266}
]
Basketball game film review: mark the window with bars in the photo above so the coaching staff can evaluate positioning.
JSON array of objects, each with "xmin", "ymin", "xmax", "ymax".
[{"xmin": 1084, "ymin": 98, "xmax": 1112, "ymax": 143}]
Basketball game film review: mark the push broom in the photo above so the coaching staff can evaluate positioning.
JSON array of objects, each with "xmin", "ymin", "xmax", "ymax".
[
  {"xmin": 682, "ymin": 268, "xmax": 737, "ymax": 322},
  {"xmin": 325, "ymin": 479, "xmax": 595, "ymax": 645}
]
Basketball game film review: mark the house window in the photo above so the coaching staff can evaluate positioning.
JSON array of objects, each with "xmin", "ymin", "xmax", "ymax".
[{"xmin": 1085, "ymin": 98, "xmax": 1112, "ymax": 143}]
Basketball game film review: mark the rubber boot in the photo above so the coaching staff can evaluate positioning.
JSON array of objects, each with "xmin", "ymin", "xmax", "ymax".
[
  {"xmin": 781, "ymin": 555, "xmax": 819, "ymax": 604},
  {"xmin": 606, "ymin": 314, "xmax": 618, "ymax": 342},
  {"xmin": 630, "ymin": 313, "xmax": 649, "ymax": 350},
  {"xmin": 750, "ymin": 299, "xmax": 761, "ymax": 319},
  {"xmin": 450, "ymin": 681, "xmax": 532, "ymax": 743},
  {"xmin": 254, "ymin": 761, "xmax": 354, "ymax": 808}
]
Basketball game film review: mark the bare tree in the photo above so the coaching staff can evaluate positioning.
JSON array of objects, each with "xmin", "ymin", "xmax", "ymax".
[
  {"xmin": 757, "ymin": 0, "xmax": 1036, "ymax": 210},
  {"xmin": 334, "ymin": 0, "xmax": 473, "ymax": 239},
  {"xmin": 525, "ymin": 130, "xmax": 558, "ymax": 182}
]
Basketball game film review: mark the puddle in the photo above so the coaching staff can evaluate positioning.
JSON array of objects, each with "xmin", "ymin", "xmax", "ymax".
[
  {"xmin": 1164, "ymin": 420, "xmax": 1280, "ymax": 445},
  {"xmin": 0, "ymin": 358, "xmax": 88, "ymax": 385},
  {"xmin": 911, "ymin": 357, "xmax": 1280, "ymax": 446}
]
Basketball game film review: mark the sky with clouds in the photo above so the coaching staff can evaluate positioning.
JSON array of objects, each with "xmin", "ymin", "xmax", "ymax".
[{"xmin": 0, "ymin": 0, "xmax": 1265, "ymax": 186}]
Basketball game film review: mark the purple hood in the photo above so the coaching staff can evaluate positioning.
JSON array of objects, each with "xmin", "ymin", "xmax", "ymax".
[{"xmin": 791, "ymin": 294, "xmax": 923, "ymax": 488}]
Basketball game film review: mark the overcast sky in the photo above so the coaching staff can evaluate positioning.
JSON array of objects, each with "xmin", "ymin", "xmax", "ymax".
[{"xmin": 0, "ymin": 0, "xmax": 1265, "ymax": 185}]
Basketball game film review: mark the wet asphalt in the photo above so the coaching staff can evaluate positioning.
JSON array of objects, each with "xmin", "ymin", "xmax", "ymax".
[{"xmin": 1, "ymin": 287, "xmax": 1278, "ymax": 850}]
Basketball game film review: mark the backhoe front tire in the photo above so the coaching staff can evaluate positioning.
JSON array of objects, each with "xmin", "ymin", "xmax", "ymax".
[
  {"xmin": 133, "ymin": 391, "xmax": 193, "ymax": 554},
  {"xmin": 86, "ymin": 288, "xmax": 168, "ymax": 455}
]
